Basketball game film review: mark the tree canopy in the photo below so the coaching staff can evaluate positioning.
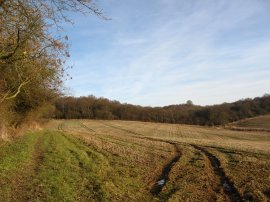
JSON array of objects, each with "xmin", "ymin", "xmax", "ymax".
[{"xmin": 0, "ymin": 0, "xmax": 103, "ymax": 127}]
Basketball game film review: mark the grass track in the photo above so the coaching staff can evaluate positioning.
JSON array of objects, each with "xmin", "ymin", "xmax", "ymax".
[{"xmin": 0, "ymin": 131, "xmax": 110, "ymax": 201}]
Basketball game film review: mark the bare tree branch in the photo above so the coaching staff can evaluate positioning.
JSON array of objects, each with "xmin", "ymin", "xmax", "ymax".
[
  {"xmin": 0, "ymin": 28, "xmax": 20, "ymax": 60},
  {"xmin": 76, "ymin": 0, "xmax": 111, "ymax": 20},
  {"xmin": 0, "ymin": 80, "xmax": 30, "ymax": 102}
]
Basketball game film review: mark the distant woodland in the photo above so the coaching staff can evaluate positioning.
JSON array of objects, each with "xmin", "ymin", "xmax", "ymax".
[{"xmin": 54, "ymin": 94, "xmax": 270, "ymax": 126}]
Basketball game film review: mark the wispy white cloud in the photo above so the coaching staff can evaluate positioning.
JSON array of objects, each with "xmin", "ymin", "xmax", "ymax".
[{"xmin": 65, "ymin": 0, "xmax": 270, "ymax": 106}]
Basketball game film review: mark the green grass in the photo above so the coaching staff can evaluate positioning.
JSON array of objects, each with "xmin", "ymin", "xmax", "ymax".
[
  {"xmin": 0, "ymin": 131, "xmax": 109, "ymax": 201},
  {"xmin": 0, "ymin": 133, "xmax": 37, "ymax": 175},
  {"xmin": 0, "ymin": 133, "xmax": 39, "ymax": 200},
  {"xmin": 29, "ymin": 131, "xmax": 109, "ymax": 201},
  {"xmin": 0, "ymin": 130, "xmax": 150, "ymax": 201}
]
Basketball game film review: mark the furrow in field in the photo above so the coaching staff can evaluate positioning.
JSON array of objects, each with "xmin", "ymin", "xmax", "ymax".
[
  {"xmin": 100, "ymin": 121, "xmax": 143, "ymax": 136},
  {"xmin": 192, "ymin": 145, "xmax": 243, "ymax": 202},
  {"xmin": 81, "ymin": 122, "xmax": 169, "ymax": 153},
  {"xmin": 61, "ymin": 122, "xmax": 149, "ymax": 150},
  {"xmin": 79, "ymin": 122, "xmax": 96, "ymax": 133},
  {"xmin": 81, "ymin": 122, "xmax": 169, "ymax": 151}
]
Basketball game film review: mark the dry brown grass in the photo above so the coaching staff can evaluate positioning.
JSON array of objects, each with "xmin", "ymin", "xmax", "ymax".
[
  {"xmin": 45, "ymin": 119, "xmax": 270, "ymax": 201},
  {"xmin": 84, "ymin": 120, "xmax": 270, "ymax": 153},
  {"xmin": 231, "ymin": 114, "xmax": 270, "ymax": 130}
]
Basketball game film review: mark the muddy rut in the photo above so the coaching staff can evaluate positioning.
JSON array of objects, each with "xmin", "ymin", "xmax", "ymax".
[
  {"xmin": 150, "ymin": 142, "xmax": 181, "ymax": 195},
  {"xmin": 192, "ymin": 145, "xmax": 243, "ymax": 202},
  {"xmin": 97, "ymin": 122, "xmax": 182, "ymax": 196}
]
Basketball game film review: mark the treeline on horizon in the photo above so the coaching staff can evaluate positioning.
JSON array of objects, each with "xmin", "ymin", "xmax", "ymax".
[{"xmin": 54, "ymin": 94, "xmax": 270, "ymax": 126}]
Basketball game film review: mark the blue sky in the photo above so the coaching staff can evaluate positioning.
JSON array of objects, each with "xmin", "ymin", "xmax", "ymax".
[{"xmin": 63, "ymin": 0, "xmax": 270, "ymax": 106}]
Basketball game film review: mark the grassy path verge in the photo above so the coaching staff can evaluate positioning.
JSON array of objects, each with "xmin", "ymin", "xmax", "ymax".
[
  {"xmin": 0, "ymin": 129, "xmax": 156, "ymax": 201},
  {"xmin": 0, "ymin": 131, "xmax": 110, "ymax": 201},
  {"xmin": 0, "ymin": 133, "xmax": 39, "ymax": 201}
]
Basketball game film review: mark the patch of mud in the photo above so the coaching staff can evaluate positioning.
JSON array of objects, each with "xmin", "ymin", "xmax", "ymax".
[
  {"xmin": 150, "ymin": 143, "xmax": 181, "ymax": 195},
  {"xmin": 192, "ymin": 145, "xmax": 243, "ymax": 202}
]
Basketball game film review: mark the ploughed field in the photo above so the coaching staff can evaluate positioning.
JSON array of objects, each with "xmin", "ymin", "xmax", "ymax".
[{"xmin": 0, "ymin": 120, "xmax": 269, "ymax": 201}]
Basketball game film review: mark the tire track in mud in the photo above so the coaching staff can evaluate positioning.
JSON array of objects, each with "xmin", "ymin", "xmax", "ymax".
[
  {"xmin": 192, "ymin": 145, "xmax": 243, "ymax": 202},
  {"xmin": 150, "ymin": 143, "xmax": 181, "ymax": 195},
  {"xmin": 99, "ymin": 122, "xmax": 182, "ymax": 196}
]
